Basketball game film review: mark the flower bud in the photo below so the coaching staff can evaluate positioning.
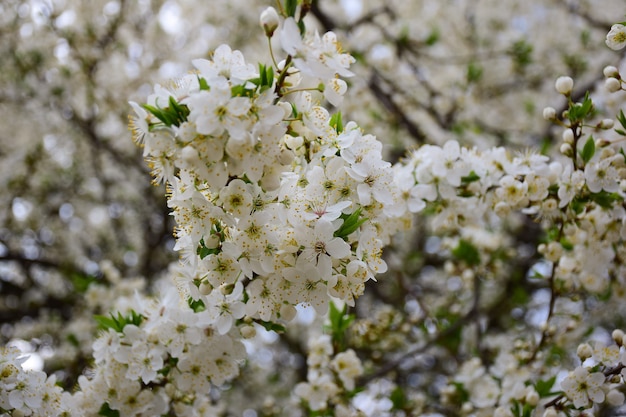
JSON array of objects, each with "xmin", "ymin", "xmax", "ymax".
[
  {"xmin": 576, "ymin": 342, "xmax": 593, "ymax": 360},
  {"xmin": 543, "ymin": 106, "xmax": 556, "ymax": 120},
  {"xmin": 599, "ymin": 119, "xmax": 614, "ymax": 129},
  {"xmin": 543, "ymin": 408, "xmax": 558, "ymax": 417},
  {"xmin": 555, "ymin": 76, "xmax": 574, "ymax": 95},
  {"xmin": 562, "ymin": 128, "xmax": 574, "ymax": 144},
  {"xmin": 240, "ymin": 325, "xmax": 256, "ymax": 339},
  {"xmin": 559, "ymin": 143, "xmax": 573, "ymax": 156},
  {"xmin": 607, "ymin": 389, "xmax": 626, "ymax": 406},
  {"xmin": 604, "ymin": 65, "xmax": 619, "ymax": 78},
  {"xmin": 199, "ymin": 280, "xmax": 213, "ymax": 295},
  {"xmin": 612, "ymin": 329, "xmax": 625, "ymax": 345},
  {"xmin": 525, "ymin": 390, "xmax": 539, "ymax": 406},
  {"xmin": 260, "ymin": 7, "xmax": 280, "ymax": 37},
  {"xmin": 605, "ymin": 77, "xmax": 622, "ymax": 93}
]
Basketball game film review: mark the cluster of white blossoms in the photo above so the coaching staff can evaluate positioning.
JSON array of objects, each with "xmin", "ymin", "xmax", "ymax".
[
  {"xmin": 129, "ymin": 7, "xmax": 404, "ymax": 329},
  {"xmin": 393, "ymin": 129, "xmax": 625, "ymax": 293},
  {"xmin": 293, "ymin": 334, "xmax": 363, "ymax": 412},
  {"xmin": 4, "ymin": 3, "xmax": 626, "ymax": 416}
]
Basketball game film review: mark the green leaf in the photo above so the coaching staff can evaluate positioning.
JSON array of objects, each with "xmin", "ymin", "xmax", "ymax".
[
  {"xmin": 255, "ymin": 319, "xmax": 286, "ymax": 333},
  {"xmin": 198, "ymin": 76, "xmax": 210, "ymax": 91},
  {"xmin": 94, "ymin": 310, "xmax": 143, "ymax": 333},
  {"xmin": 98, "ymin": 403, "xmax": 120, "ymax": 417},
  {"xmin": 70, "ymin": 273, "xmax": 97, "ymax": 293},
  {"xmin": 93, "ymin": 314, "xmax": 118, "ymax": 332},
  {"xmin": 617, "ymin": 109, "xmax": 626, "ymax": 131},
  {"xmin": 66, "ymin": 333, "xmax": 80, "ymax": 348},
  {"xmin": 188, "ymin": 297, "xmax": 206, "ymax": 313},
  {"xmin": 568, "ymin": 92, "xmax": 594, "ymax": 122},
  {"xmin": 425, "ymin": 28, "xmax": 440, "ymax": 46},
  {"xmin": 334, "ymin": 208, "xmax": 368, "ymax": 239},
  {"xmin": 330, "ymin": 112, "xmax": 343, "ymax": 133},
  {"xmin": 559, "ymin": 237, "xmax": 573, "ymax": 251},
  {"xmin": 580, "ymin": 136, "xmax": 595, "ymax": 164},
  {"xmin": 285, "ymin": 0, "xmax": 297, "ymax": 17},
  {"xmin": 325, "ymin": 302, "xmax": 355, "ymax": 351},
  {"xmin": 534, "ymin": 376, "xmax": 556, "ymax": 397},
  {"xmin": 461, "ymin": 170, "xmax": 480, "ymax": 184},
  {"xmin": 141, "ymin": 97, "xmax": 189, "ymax": 127},
  {"xmin": 589, "ymin": 190, "xmax": 622, "ymax": 209},
  {"xmin": 508, "ymin": 39, "xmax": 533, "ymax": 73},
  {"xmin": 390, "ymin": 386, "xmax": 407, "ymax": 410},
  {"xmin": 451, "ymin": 239, "xmax": 481, "ymax": 266},
  {"xmin": 467, "ymin": 61, "xmax": 483, "ymax": 83}
]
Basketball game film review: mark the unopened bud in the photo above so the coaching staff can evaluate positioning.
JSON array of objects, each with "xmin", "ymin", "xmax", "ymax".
[
  {"xmin": 612, "ymin": 329, "xmax": 625, "ymax": 345},
  {"xmin": 543, "ymin": 107, "xmax": 556, "ymax": 120},
  {"xmin": 607, "ymin": 389, "xmax": 626, "ymax": 406},
  {"xmin": 562, "ymin": 128, "xmax": 575, "ymax": 144},
  {"xmin": 525, "ymin": 390, "xmax": 539, "ymax": 406},
  {"xmin": 606, "ymin": 77, "xmax": 622, "ymax": 93},
  {"xmin": 560, "ymin": 143, "xmax": 573, "ymax": 156},
  {"xmin": 599, "ymin": 119, "xmax": 614, "ymax": 129},
  {"xmin": 240, "ymin": 324, "xmax": 256, "ymax": 339},
  {"xmin": 576, "ymin": 342, "xmax": 593, "ymax": 360},
  {"xmin": 260, "ymin": 7, "xmax": 280, "ymax": 37},
  {"xmin": 555, "ymin": 76, "xmax": 574, "ymax": 95},
  {"xmin": 199, "ymin": 280, "xmax": 213, "ymax": 295},
  {"xmin": 604, "ymin": 65, "xmax": 619, "ymax": 78},
  {"xmin": 543, "ymin": 408, "xmax": 558, "ymax": 417}
]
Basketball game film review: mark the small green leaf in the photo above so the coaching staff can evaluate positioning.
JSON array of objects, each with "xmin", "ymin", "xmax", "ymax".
[
  {"xmin": 325, "ymin": 302, "xmax": 355, "ymax": 351},
  {"xmin": 589, "ymin": 190, "xmax": 622, "ymax": 209},
  {"xmin": 98, "ymin": 403, "xmax": 120, "ymax": 417},
  {"xmin": 334, "ymin": 208, "xmax": 368, "ymax": 239},
  {"xmin": 425, "ymin": 28, "xmax": 440, "ymax": 46},
  {"xmin": 284, "ymin": 0, "xmax": 297, "ymax": 17},
  {"xmin": 94, "ymin": 310, "xmax": 143, "ymax": 333},
  {"xmin": 617, "ymin": 109, "xmax": 626, "ymax": 131},
  {"xmin": 508, "ymin": 39, "xmax": 533, "ymax": 73},
  {"xmin": 390, "ymin": 387, "xmax": 407, "ymax": 410},
  {"xmin": 94, "ymin": 315, "xmax": 118, "ymax": 332},
  {"xmin": 188, "ymin": 297, "xmax": 206, "ymax": 313},
  {"xmin": 451, "ymin": 239, "xmax": 481, "ymax": 266},
  {"xmin": 198, "ymin": 76, "xmax": 210, "ymax": 91},
  {"xmin": 330, "ymin": 112, "xmax": 343, "ymax": 133},
  {"xmin": 461, "ymin": 170, "xmax": 480, "ymax": 184},
  {"xmin": 534, "ymin": 376, "xmax": 556, "ymax": 397},
  {"xmin": 255, "ymin": 319, "xmax": 286, "ymax": 333},
  {"xmin": 559, "ymin": 237, "xmax": 573, "ymax": 251},
  {"xmin": 467, "ymin": 61, "xmax": 483, "ymax": 83},
  {"xmin": 70, "ymin": 273, "xmax": 97, "ymax": 293},
  {"xmin": 580, "ymin": 136, "xmax": 595, "ymax": 164}
]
